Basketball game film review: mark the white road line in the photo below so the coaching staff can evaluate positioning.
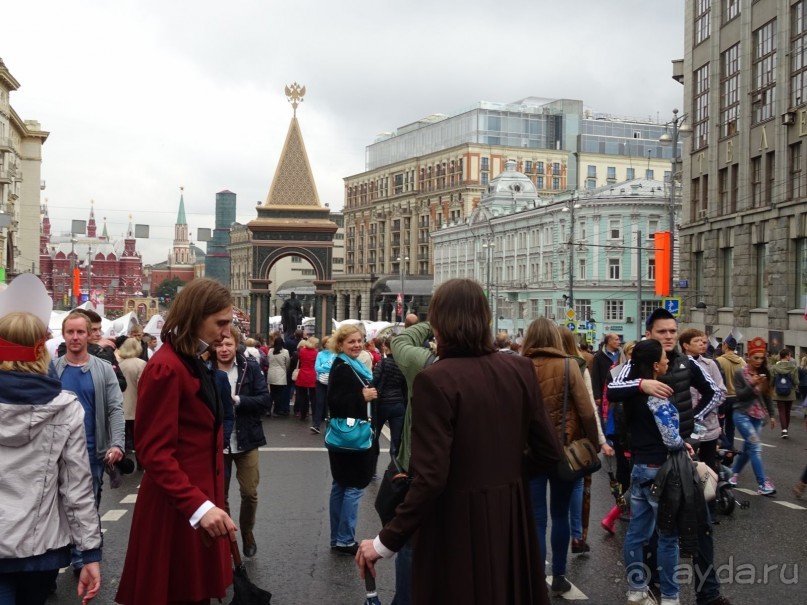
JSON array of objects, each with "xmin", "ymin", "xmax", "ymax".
[
  {"xmin": 773, "ymin": 500, "xmax": 807, "ymax": 510},
  {"xmin": 120, "ymin": 494, "xmax": 137, "ymax": 504},
  {"xmin": 546, "ymin": 574, "xmax": 588, "ymax": 600},
  {"xmin": 734, "ymin": 437, "xmax": 776, "ymax": 448},
  {"xmin": 101, "ymin": 509, "xmax": 128, "ymax": 522},
  {"xmin": 734, "ymin": 488, "xmax": 759, "ymax": 496},
  {"xmin": 258, "ymin": 446, "xmax": 390, "ymax": 453}
]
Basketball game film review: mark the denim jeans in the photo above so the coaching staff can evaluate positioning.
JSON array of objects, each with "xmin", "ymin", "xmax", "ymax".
[
  {"xmin": 624, "ymin": 464, "xmax": 679, "ymax": 599},
  {"xmin": 731, "ymin": 412, "xmax": 767, "ymax": 485},
  {"xmin": 569, "ymin": 477, "xmax": 584, "ymax": 540},
  {"xmin": 329, "ymin": 481, "xmax": 363, "ymax": 546},
  {"xmin": 313, "ymin": 382, "xmax": 328, "ymax": 429},
  {"xmin": 0, "ymin": 569, "xmax": 59, "ymax": 605},
  {"xmin": 391, "ymin": 539, "xmax": 412, "ymax": 605},
  {"xmin": 71, "ymin": 456, "xmax": 104, "ymax": 569},
  {"xmin": 374, "ymin": 401, "xmax": 406, "ymax": 458},
  {"xmin": 529, "ymin": 472, "xmax": 574, "ymax": 575}
]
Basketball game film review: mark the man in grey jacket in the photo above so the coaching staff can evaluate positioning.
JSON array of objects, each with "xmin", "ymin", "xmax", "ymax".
[{"xmin": 52, "ymin": 311, "xmax": 125, "ymax": 574}]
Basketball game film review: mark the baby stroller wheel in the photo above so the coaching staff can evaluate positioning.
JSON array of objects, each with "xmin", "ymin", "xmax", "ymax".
[{"xmin": 716, "ymin": 484, "xmax": 736, "ymax": 515}]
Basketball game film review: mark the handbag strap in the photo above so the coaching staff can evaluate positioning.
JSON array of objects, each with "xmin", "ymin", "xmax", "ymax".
[{"xmin": 558, "ymin": 358, "xmax": 570, "ymax": 446}]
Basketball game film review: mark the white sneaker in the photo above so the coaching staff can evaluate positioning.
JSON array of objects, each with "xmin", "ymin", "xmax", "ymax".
[
  {"xmin": 660, "ymin": 598, "xmax": 680, "ymax": 605},
  {"xmin": 627, "ymin": 590, "xmax": 658, "ymax": 605}
]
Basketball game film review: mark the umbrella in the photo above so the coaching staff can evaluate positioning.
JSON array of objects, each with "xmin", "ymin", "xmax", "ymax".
[
  {"xmin": 363, "ymin": 567, "xmax": 381, "ymax": 605},
  {"xmin": 230, "ymin": 540, "xmax": 272, "ymax": 605}
]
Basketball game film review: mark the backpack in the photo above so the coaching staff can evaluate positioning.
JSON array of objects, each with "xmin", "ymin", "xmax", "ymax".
[{"xmin": 775, "ymin": 372, "xmax": 794, "ymax": 396}]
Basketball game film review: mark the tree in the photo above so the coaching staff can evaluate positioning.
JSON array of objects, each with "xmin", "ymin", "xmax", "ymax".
[{"xmin": 153, "ymin": 277, "xmax": 187, "ymax": 307}]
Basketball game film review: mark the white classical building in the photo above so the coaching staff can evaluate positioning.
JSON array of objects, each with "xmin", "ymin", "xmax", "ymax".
[{"xmin": 431, "ymin": 161, "xmax": 681, "ymax": 342}]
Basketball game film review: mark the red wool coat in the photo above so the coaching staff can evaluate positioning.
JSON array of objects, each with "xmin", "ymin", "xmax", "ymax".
[{"xmin": 116, "ymin": 343, "xmax": 232, "ymax": 605}]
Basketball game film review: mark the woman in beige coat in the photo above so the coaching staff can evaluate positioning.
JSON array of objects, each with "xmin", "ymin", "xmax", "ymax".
[
  {"xmin": 118, "ymin": 337, "xmax": 146, "ymax": 465},
  {"xmin": 522, "ymin": 317, "xmax": 600, "ymax": 597}
]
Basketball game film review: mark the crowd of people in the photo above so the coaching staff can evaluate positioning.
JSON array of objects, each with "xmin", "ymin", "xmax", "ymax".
[{"xmin": 1, "ymin": 274, "xmax": 805, "ymax": 604}]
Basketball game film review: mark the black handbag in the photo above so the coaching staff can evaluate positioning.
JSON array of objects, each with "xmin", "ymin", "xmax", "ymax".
[
  {"xmin": 374, "ymin": 456, "xmax": 412, "ymax": 525},
  {"xmin": 555, "ymin": 358, "xmax": 602, "ymax": 482}
]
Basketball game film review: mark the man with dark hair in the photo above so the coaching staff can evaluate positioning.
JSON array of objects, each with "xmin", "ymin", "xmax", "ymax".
[
  {"xmin": 715, "ymin": 335, "xmax": 745, "ymax": 448},
  {"xmin": 592, "ymin": 333, "xmax": 622, "ymax": 406},
  {"xmin": 608, "ymin": 309, "xmax": 730, "ymax": 605}
]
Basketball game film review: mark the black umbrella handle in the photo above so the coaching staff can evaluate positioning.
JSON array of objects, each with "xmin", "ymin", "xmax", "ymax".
[{"xmin": 364, "ymin": 566, "xmax": 376, "ymax": 592}]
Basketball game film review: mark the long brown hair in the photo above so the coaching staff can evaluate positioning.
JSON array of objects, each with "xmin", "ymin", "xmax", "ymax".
[
  {"xmin": 522, "ymin": 317, "xmax": 563, "ymax": 354},
  {"xmin": 428, "ymin": 279, "xmax": 494, "ymax": 357},
  {"xmin": 161, "ymin": 278, "xmax": 232, "ymax": 357}
]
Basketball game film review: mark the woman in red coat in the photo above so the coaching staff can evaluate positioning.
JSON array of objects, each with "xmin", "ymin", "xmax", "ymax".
[
  {"xmin": 294, "ymin": 337, "xmax": 319, "ymax": 422},
  {"xmin": 116, "ymin": 279, "xmax": 237, "ymax": 605}
]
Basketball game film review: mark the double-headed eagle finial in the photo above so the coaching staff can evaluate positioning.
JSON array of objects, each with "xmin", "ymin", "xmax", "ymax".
[{"xmin": 285, "ymin": 82, "xmax": 306, "ymax": 116}]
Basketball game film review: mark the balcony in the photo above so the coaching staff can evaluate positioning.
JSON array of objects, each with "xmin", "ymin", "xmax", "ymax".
[{"xmin": 0, "ymin": 138, "xmax": 13, "ymax": 152}]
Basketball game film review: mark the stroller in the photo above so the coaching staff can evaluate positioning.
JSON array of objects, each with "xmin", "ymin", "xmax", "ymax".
[{"xmin": 714, "ymin": 448, "xmax": 750, "ymax": 515}]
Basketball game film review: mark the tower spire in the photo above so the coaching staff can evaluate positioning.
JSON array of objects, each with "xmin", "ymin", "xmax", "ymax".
[
  {"xmin": 177, "ymin": 186, "xmax": 187, "ymax": 225},
  {"xmin": 87, "ymin": 199, "xmax": 97, "ymax": 238}
]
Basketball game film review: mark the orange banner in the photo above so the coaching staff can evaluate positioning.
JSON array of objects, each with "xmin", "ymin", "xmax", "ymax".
[
  {"xmin": 654, "ymin": 232, "xmax": 671, "ymax": 296},
  {"xmin": 73, "ymin": 267, "xmax": 81, "ymax": 298}
]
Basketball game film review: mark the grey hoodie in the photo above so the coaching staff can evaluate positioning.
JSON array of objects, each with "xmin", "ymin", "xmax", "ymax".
[{"xmin": 0, "ymin": 371, "xmax": 101, "ymax": 565}]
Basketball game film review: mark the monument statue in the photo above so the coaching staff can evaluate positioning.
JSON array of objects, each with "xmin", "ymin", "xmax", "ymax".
[{"xmin": 280, "ymin": 292, "xmax": 303, "ymax": 339}]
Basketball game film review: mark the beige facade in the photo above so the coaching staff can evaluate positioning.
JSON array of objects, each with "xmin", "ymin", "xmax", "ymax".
[
  {"xmin": 0, "ymin": 58, "xmax": 48, "ymax": 276},
  {"xmin": 679, "ymin": 0, "xmax": 807, "ymax": 355},
  {"xmin": 576, "ymin": 153, "xmax": 672, "ymax": 190}
]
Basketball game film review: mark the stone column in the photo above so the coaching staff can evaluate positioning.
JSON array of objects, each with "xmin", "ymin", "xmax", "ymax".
[{"xmin": 360, "ymin": 286, "xmax": 372, "ymax": 320}]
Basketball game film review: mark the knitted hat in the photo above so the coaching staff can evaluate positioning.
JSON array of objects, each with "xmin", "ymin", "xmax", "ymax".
[{"xmin": 747, "ymin": 337, "xmax": 767, "ymax": 356}]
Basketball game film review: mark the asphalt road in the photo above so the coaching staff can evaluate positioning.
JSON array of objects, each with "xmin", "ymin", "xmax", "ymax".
[{"xmin": 49, "ymin": 409, "xmax": 807, "ymax": 604}]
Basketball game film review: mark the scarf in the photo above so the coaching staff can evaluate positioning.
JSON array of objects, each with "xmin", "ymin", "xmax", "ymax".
[{"xmin": 337, "ymin": 352, "xmax": 373, "ymax": 384}]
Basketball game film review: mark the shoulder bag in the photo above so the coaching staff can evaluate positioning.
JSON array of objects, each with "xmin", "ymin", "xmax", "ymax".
[
  {"xmin": 291, "ymin": 358, "xmax": 300, "ymax": 382},
  {"xmin": 324, "ymin": 364, "xmax": 374, "ymax": 453},
  {"xmin": 555, "ymin": 358, "xmax": 601, "ymax": 482}
]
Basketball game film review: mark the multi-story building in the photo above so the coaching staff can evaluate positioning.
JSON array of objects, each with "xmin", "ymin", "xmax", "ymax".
[
  {"xmin": 148, "ymin": 190, "xmax": 198, "ymax": 292},
  {"xmin": 0, "ymin": 57, "xmax": 48, "ymax": 277},
  {"xmin": 431, "ymin": 160, "xmax": 678, "ymax": 341},
  {"xmin": 205, "ymin": 189, "xmax": 236, "ymax": 286},
  {"xmin": 336, "ymin": 97, "xmax": 678, "ymax": 321},
  {"xmin": 679, "ymin": 0, "xmax": 807, "ymax": 354}
]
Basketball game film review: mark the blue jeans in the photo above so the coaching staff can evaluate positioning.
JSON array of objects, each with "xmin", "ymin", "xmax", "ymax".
[
  {"xmin": 624, "ymin": 464, "xmax": 679, "ymax": 599},
  {"xmin": 731, "ymin": 412, "xmax": 767, "ymax": 485},
  {"xmin": 329, "ymin": 481, "xmax": 363, "ymax": 547},
  {"xmin": 391, "ymin": 539, "xmax": 412, "ymax": 605},
  {"xmin": 569, "ymin": 477, "xmax": 584, "ymax": 540},
  {"xmin": 0, "ymin": 569, "xmax": 59, "ymax": 605},
  {"xmin": 529, "ymin": 472, "xmax": 574, "ymax": 575},
  {"xmin": 374, "ymin": 402, "xmax": 406, "ymax": 458},
  {"xmin": 71, "ymin": 456, "xmax": 104, "ymax": 568}
]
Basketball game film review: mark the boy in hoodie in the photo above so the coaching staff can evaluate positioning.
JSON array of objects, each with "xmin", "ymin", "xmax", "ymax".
[
  {"xmin": 770, "ymin": 348, "xmax": 799, "ymax": 439},
  {"xmin": 715, "ymin": 336, "xmax": 746, "ymax": 449}
]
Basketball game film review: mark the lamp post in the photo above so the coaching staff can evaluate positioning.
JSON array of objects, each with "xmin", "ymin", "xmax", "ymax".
[
  {"xmin": 396, "ymin": 255, "xmax": 409, "ymax": 322},
  {"xmin": 560, "ymin": 194, "xmax": 581, "ymax": 310},
  {"xmin": 659, "ymin": 108, "xmax": 691, "ymax": 297},
  {"xmin": 482, "ymin": 240, "xmax": 495, "ymax": 315},
  {"xmin": 87, "ymin": 244, "xmax": 93, "ymax": 305}
]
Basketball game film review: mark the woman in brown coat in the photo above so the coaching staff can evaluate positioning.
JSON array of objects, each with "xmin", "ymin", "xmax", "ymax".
[
  {"xmin": 356, "ymin": 279, "xmax": 561, "ymax": 605},
  {"xmin": 522, "ymin": 317, "xmax": 601, "ymax": 596}
]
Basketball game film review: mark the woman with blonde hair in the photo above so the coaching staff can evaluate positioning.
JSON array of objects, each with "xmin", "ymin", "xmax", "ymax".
[
  {"xmin": 0, "ymin": 305, "xmax": 102, "ymax": 603},
  {"xmin": 117, "ymin": 338, "xmax": 147, "ymax": 468},
  {"xmin": 294, "ymin": 336, "xmax": 319, "ymax": 422},
  {"xmin": 521, "ymin": 318, "xmax": 600, "ymax": 596},
  {"xmin": 312, "ymin": 335, "xmax": 334, "ymax": 434}
]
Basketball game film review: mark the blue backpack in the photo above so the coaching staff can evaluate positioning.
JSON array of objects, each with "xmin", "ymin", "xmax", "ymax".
[{"xmin": 775, "ymin": 372, "xmax": 794, "ymax": 396}]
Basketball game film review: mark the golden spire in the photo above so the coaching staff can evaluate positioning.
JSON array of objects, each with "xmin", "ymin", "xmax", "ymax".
[{"xmin": 285, "ymin": 82, "xmax": 306, "ymax": 117}]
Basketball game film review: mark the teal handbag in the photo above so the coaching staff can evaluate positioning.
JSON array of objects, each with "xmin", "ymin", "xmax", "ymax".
[{"xmin": 324, "ymin": 414, "xmax": 374, "ymax": 453}]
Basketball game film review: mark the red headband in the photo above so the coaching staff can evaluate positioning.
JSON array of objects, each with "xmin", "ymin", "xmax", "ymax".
[{"xmin": 0, "ymin": 337, "xmax": 45, "ymax": 362}]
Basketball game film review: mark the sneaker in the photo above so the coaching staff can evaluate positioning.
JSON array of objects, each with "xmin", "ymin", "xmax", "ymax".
[
  {"xmin": 571, "ymin": 538, "xmax": 591, "ymax": 553},
  {"xmin": 781, "ymin": 429, "xmax": 789, "ymax": 439},
  {"xmin": 660, "ymin": 598, "xmax": 680, "ymax": 605},
  {"xmin": 794, "ymin": 480, "xmax": 806, "ymax": 499},
  {"xmin": 758, "ymin": 480, "xmax": 776, "ymax": 496},
  {"xmin": 310, "ymin": 426, "xmax": 321, "ymax": 434},
  {"xmin": 627, "ymin": 589, "xmax": 658, "ymax": 605},
  {"xmin": 728, "ymin": 473, "xmax": 738, "ymax": 486},
  {"xmin": 333, "ymin": 542, "xmax": 358, "ymax": 555},
  {"xmin": 601, "ymin": 518, "xmax": 616, "ymax": 535},
  {"xmin": 550, "ymin": 575, "xmax": 572, "ymax": 596}
]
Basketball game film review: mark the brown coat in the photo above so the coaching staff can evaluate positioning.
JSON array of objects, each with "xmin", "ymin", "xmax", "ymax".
[
  {"xmin": 378, "ymin": 352, "xmax": 561, "ymax": 605},
  {"xmin": 524, "ymin": 347, "xmax": 600, "ymax": 449}
]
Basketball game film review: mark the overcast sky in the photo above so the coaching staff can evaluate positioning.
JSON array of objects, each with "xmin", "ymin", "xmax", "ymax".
[{"xmin": 5, "ymin": 0, "xmax": 685, "ymax": 265}]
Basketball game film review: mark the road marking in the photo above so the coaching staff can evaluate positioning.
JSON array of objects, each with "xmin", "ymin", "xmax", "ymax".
[
  {"xmin": 734, "ymin": 437, "xmax": 776, "ymax": 448},
  {"xmin": 258, "ymin": 446, "xmax": 390, "ymax": 453},
  {"xmin": 101, "ymin": 509, "xmax": 128, "ymax": 522},
  {"xmin": 734, "ymin": 488, "xmax": 759, "ymax": 496},
  {"xmin": 773, "ymin": 500, "xmax": 807, "ymax": 510},
  {"xmin": 546, "ymin": 574, "xmax": 588, "ymax": 600},
  {"xmin": 120, "ymin": 494, "xmax": 137, "ymax": 504}
]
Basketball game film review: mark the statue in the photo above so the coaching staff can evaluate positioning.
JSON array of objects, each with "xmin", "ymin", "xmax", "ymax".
[{"xmin": 280, "ymin": 292, "xmax": 303, "ymax": 339}]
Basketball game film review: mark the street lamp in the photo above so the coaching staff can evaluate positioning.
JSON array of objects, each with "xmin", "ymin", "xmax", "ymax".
[
  {"xmin": 659, "ymin": 108, "xmax": 691, "ymax": 297},
  {"xmin": 560, "ymin": 194, "xmax": 581, "ymax": 310},
  {"xmin": 482, "ymin": 240, "xmax": 495, "ymax": 316},
  {"xmin": 396, "ymin": 256, "xmax": 409, "ymax": 322}
]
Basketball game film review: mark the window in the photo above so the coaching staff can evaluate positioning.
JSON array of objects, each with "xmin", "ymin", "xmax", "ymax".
[
  {"xmin": 648, "ymin": 219, "xmax": 659, "ymax": 236},
  {"xmin": 481, "ymin": 157, "xmax": 489, "ymax": 171},
  {"xmin": 552, "ymin": 162, "xmax": 561, "ymax": 175},
  {"xmin": 722, "ymin": 248, "xmax": 734, "ymax": 307},
  {"xmin": 552, "ymin": 177, "xmax": 560, "ymax": 190},
  {"xmin": 751, "ymin": 156, "xmax": 762, "ymax": 206},
  {"xmin": 720, "ymin": 43, "xmax": 741, "ymax": 137},
  {"xmin": 730, "ymin": 163, "xmax": 739, "ymax": 213},
  {"xmin": 608, "ymin": 258, "xmax": 621, "ymax": 279},
  {"xmin": 719, "ymin": 167, "xmax": 729, "ymax": 214},
  {"xmin": 291, "ymin": 256, "xmax": 301, "ymax": 263},
  {"xmin": 605, "ymin": 300, "xmax": 624, "ymax": 322},
  {"xmin": 646, "ymin": 169, "xmax": 655, "ymax": 179},
  {"xmin": 693, "ymin": 63, "xmax": 710, "ymax": 149},
  {"xmin": 609, "ymin": 218, "xmax": 621, "ymax": 240},
  {"xmin": 647, "ymin": 258, "xmax": 656, "ymax": 280},
  {"xmin": 481, "ymin": 173, "xmax": 489, "ymax": 186},
  {"xmin": 790, "ymin": 142, "xmax": 804, "ymax": 200},
  {"xmin": 537, "ymin": 176, "xmax": 545, "ymax": 189},
  {"xmin": 796, "ymin": 238, "xmax": 807, "ymax": 307},
  {"xmin": 530, "ymin": 299, "xmax": 541, "ymax": 318},
  {"xmin": 627, "ymin": 167, "xmax": 635, "ymax": 180},
  {"xmin": 752, "ymin": 20, "xmax": 777, "ymax": 125},
  {"xmin": 694, "ymin": 251, "xmax": 704, "ymax": 295},
  {"xmin": 587, "ymin": 165, "xmax": 597, "ymax": 178},
  {"xmin": 586, "ymin": 179, "xmax": 596, "ymax": 189},
  {"xmin": 765, "ymin": 151, "xmax": 775, "ymax": 206},
  {"xmin": 578, "ymin": 258, "xmax": 587, "ymax": 280},
  {"xmin": 724, "ymin": 0, "xmax": 740, "ymax": 23},
  {"xmin": 695, "ymin": 0, "xmax": 711, "ymax": 45},
  {"xmin": 574, "ymin": 299, "xmax": 592, "ymax": 320},
  {"xmin": 641, "ymin": 300, "xmax": 663, "ymax": 324},
  {"xmin": 543, "ymin": 298, "xmax": 553, "ymax": 318},
  {"xmin": 791, "ymin": 1, "xmax": 807, "ymax": 107},
  {"xmin": 607, "ymin": 166, "xmax": 616, "ymax": 182},
  {"xmin": 536, "ymin": 161, "xmax": 544, "ymax": 174},
  {"xmin": 524, "ymin": 160, "xmax": 532, "ymax": 173},
  {"xmin": 333, "ymin": 257, "xmax": 344, "ymax": 264},
  {"xmin": 756, "ymin": 243, "xmax": 768, "ymax": 308}
]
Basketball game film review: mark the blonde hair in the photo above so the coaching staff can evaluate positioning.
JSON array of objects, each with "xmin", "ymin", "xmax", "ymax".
[
  {"xmin": 117, "ymin": 337, "xmax": 143, "ymax": 360},
  {"xmin": 305, "ymin": 336, "xmax": 320, "ymax": 349},
  {"xmin": 228, "ymin": 324, "xmax": 242, "ymax": 343},
  {"xmin": 245, "ymin": 337, "xmax": 256, "ymax": 347},
  {"xmin": 0, "ymin": 312, "xmax": 50, "ymax": 375},
  {"xmin": 623, "ymin": 340, "xmax": 637, "ymax": 360},
  {"xmin": 330, "ymin": 324, "xmax": 362, "ymax": 353},
  {"xmin": 62, "ymin": 311, "xmax": 91, "ymax": 334}
]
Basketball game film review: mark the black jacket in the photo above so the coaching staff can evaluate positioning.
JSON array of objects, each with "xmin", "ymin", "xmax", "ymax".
[
  {"xmin": 591, "ymin": 349, "xmax": 617, "ymax": 402},
  {"xmin": 228, "ymin": 353, "xmax": 271, "ymax": 451},
  {"xmin": 373, "ymin": 357, "xmax": 407, "ymax": 405}
]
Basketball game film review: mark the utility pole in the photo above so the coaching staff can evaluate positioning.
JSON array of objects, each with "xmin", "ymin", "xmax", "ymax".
[{"xmin": 659, "ymin": 109, "xmax": 690, "ymax": 297}]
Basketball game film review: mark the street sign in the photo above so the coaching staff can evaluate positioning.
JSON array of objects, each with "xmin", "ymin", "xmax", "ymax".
[
  {"xmin": 565, "ymin": 321, "xmax": 577, "ymax": 333},
  {"xmin": 678, "ymin": 280, "xmax": 689, "ymax": 289},
  {"xmin": 663, "ymin": 297, "xmax": 681, "ymax": 318},
  {"xmin": 566, "ymin": 308, "xmax": 576, "ymax": 321}
]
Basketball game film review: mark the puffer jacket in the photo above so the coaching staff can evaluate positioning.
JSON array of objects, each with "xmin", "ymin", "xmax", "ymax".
[
  {"xmin": 0, "ymin": 371, "xmax": 102, "ymax": 570},
  {"xmin": 771, "ymin": 359, "xmax": 799, "ymax": 401},
  {"xmin": 522, "ymin": 346, "xmax": 600, "ymax": 448}
]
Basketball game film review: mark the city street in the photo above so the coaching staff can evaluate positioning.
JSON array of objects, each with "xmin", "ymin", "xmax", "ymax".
[{"xmin": 51, "ymin": 409, "xmax": 807, "ymax": 604}]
